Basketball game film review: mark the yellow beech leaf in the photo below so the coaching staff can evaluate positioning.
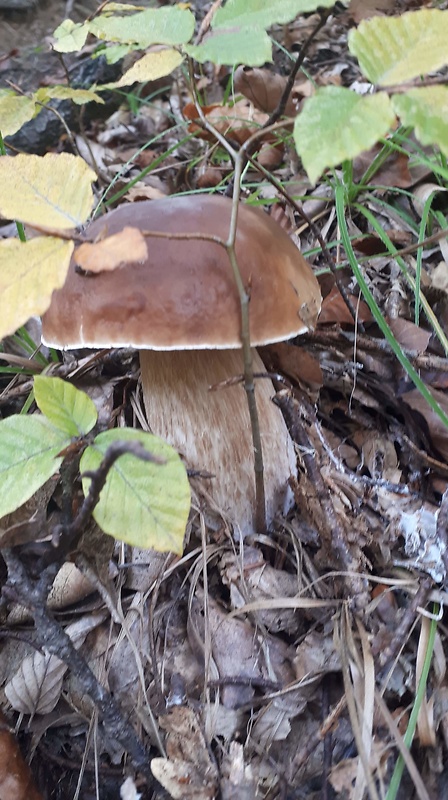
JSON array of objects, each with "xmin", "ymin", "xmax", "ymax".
[
  {"xmin": 74, "ymin": 227, "xmax": 148, "ymax": 273},
  {"xmin": 35, "ymin": 86, "xmax": 104, "ymax": 105},
  {"xmin": 0, "ymin": 237, "xmax": 74, "ymax": 339},
  {"xmin": 0, "ymin": 93, "xmax": 37, "ymax": 137},
  {"xmin": 0, "ymin": 153, "xmax": 96, "ymax": 230},
  {"xmin": 106, "ymin": 48, "xmax": 183, "ymax": 88}
]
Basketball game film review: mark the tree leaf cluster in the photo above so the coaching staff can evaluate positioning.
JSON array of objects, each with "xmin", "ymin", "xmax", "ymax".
[{"xmin": 0, "ymin": 376, "xmax": 190, "ymax": 553}]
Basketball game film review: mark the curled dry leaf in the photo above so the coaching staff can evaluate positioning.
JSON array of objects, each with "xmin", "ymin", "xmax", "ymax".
[
  {"xmin": 388, "ymin": 317, "xmax": 431, "ymax": 354},
  {"xmin": 431, "ymin": 261, "xmax": 448, "ymax": 293},
  {"xmin": 259, "ymin": 342, "xmax": 323, "ymax": 390},
  {"xmin": 189, "ymin": 589, "xmax": 295, "ymax": 709},
  {"xmin": 318, "ymin": 285, "xmax": 372, "ymax": 325},
  {"xmin": 7, "ymin": 562, "xmax": 93, "ymax": 625},
  {"xmin": 183, "ymin": 99, "xmax": 268, "ymax": 146},
  {"xmin": 74, "ymin": 227, "xmax": 148, "ymax": 274},
  {"xmin": 379, "ymin": 492, "xmax": 446, "ymax": 583},
  {"xmin": 257, "ymin": 140, "xmax": 284, "ymax": 170},
  {"xmin": 4, "ymin": 612, "xmax": 106, "ymax": 715},
  {"xmin": 361, "ymin": 431, "xmax": 402, "ymax": 483},
  {"xmin": 0, "ymin": 711, "xmax": 43, "ymax": 800},
  {"xmin": 352, "ymin": 229, "xmax": 412, "ymax": 256},
  {"xmin": 196, "ymin": 167, "xmax": 225, "ymax": 189},
  {"xmin": 294, "ymin": 630, "xmax": 341, "ymax": 680},
  {"xmin": 234, "ymin": 66, "xmax": 293, "ymax": 115},
  {"xmin": 221, "ymin": 547, "xmax": 299, "ymax": 634},
  {"xmin": 401, "ymin": 386, "xmax": 448, "ymax": 461},
  {"xmin": 353, "ymin": 146, "xmax": 413, "ymax": 189},
  {"xmin": 220, "ymin": 742, "xmax": 256, "ymax": 800},
  {"xmin": 151, "ymin": 706, "xmax": 218, "ymax": 800},
  {"xmin": 234, "ymin": 66, "xmax": 311, "ymax": 117},
  {"xmin": 348, "ymin": 0, "xmax": 397, "ymax": 24}
]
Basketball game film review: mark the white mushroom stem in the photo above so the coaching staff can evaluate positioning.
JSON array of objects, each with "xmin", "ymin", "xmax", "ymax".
[{"xmin": 139, "ymin": 348, "xmax": 296, "ymax": 535}]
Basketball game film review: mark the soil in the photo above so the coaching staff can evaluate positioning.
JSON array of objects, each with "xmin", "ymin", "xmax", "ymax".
[{"xmin": 0, "ymin": 0, "xmax": 96, "ymax": 53}]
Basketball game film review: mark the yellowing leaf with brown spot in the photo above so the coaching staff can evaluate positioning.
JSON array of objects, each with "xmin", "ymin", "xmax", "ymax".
[
  {"xmin": 0, "ymin": 153, "xmax": 96, "ymax": 230},
  {"xmin": 0, "ymin": 237, "xmax": 73, "ymax": 339},
  {"xmin": 106, "ymin": 49, "xmax": 183, "ymax": 88},
  {"xmin": 74, "ymin": 227, "xmax": 147, "ymax": 273},
  {"xmin": 0, "ymin": 92, "xmax": 37, "ymax": 137}
]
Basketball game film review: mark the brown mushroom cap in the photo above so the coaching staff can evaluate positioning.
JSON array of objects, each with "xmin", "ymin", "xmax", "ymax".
[{"xmin": 42, "ymin": 195, "xmax": 321, "ymax": 350}]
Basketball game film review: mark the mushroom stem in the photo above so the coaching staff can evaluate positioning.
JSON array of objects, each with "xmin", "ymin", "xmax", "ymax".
[{"xmin": 139, "ymin": 348, "xmax": 295, "ymax": 535}]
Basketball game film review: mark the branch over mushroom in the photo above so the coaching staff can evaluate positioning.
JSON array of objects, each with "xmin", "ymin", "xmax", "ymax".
[{"xmin": 42, "ymin": 195, "xmax": 321, "ymax": 535}]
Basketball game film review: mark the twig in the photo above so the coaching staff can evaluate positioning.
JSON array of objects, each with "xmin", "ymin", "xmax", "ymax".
[
  {"xmin": 263, "ymin": 8, "xmax": 332, "ymax": 128},
  {"xmin": 187, "ymin": 56, "xmax": 266, "ymax": 531},
  {"xmin": 374, "ymin": 579, "xmax": 432, "ymax": 678},
  {"xmin": 52, "ymin": 440, "xmax": 164, "ymax": 547},
  {"xmin": 2, "ymin": 549, "xmax": 154, "ymax": 784},
  {"xmin": 0, "ymin": 441, "xmax": 165, "ymax": 782}
]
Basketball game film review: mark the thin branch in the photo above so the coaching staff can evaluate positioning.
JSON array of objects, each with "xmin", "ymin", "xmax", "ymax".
[
  {"xmin": 57, "ymin": 440, "xmax": 164, "ymax": 544},
  {"xmin": 187, "ymin": 55, "xmax": 267, "ymax": 531},
  {"xmin": 263, "ymin": 8, "xmax": 332, "ymax": 128},
  {"xmin": 2, "ymin": 549, "xmax": 154, "ymax": 784}
]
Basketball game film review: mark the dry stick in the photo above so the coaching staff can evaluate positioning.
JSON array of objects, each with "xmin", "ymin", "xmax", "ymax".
[
  {"xmin": 2, "ymin": 550, "xmax": 154, "ymax": 785},
  {"xmin": 1, "ymin": 442, "xmax": 165, "ymax": 783},
  {"xmin": 187, "ymin": 57, "xmax": 267, "ymax": 531},
  {"xmin": 374, "ymin": 579, "xmax": 432, "ymax": 681},
  {"xmin": 137, "ymin": 220, "xmax": 267, "ymax": 532},
  {"xmin": 226, "ymin": 154, "xmax": 266, "ymax": 532},
  {"xmin": 236, "ymin": 7, "xmax": 360, "ymax": 328},
  {"xmin": 262, "ymin": 7, "xmax": 332, "ymax": 128},
  {"xmin": 194, "ymin": 0, "xmax": 223, "ymax": 45}
]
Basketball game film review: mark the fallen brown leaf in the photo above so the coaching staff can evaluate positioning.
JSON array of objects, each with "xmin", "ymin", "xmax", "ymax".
[
  {"xmin": 319, "ymin": 285, "xmax": 372, "ymax": 325},
  {"xmin": 348, "ymin": 0, "xmax": 395, "ymax": 23},
  {"xmin": 183, "ymin": 99, "xmax": 268, "ymax": 146}
]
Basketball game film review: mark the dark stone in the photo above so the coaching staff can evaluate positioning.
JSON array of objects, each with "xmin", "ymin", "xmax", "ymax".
[{"xmin": 3, "ymin": 53, "xmax": 122, "ymax": 153}]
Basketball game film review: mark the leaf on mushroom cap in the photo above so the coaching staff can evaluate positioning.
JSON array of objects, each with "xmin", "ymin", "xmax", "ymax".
[{"xmin": 42, "ymin": 195, "xmax": 321, "ymax": 351}]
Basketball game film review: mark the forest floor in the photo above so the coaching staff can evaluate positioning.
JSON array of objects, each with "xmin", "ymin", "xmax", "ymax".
[{"xmin": 1, "ymin": 1, "xmax": 448, "ymax": 799}]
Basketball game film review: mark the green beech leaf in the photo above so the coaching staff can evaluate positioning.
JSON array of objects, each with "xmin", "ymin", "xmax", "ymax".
[
  {"xmin": 34, "ymin": 376, "xmax": 98, "ymax": 437},
  {"xmin": 99, "ymin": 43, "xmax": 137, "ymax": 64},
  {"xmin": 185, "ymin": 27, "xmax": 272, "ymax": 67},
  {"xmin": 349, "ymin": 9, "xmax": 448, "ymax": 87},
  {"xmin": 89, "ymin": 6, "xmax": 194, "ymax": 47},
  {"xmin": 294, "ymin": 86, "xmax": 395, "ymax": 184},
  {"xmin": 0, "ymin": 416, "xmax": 68, "ymax": 519},
  {"xmin": 80, "ymin": 429, "xmax": 190, "ymax": 554},
  {"xmin": 214, "ymin": 0, "xmax": 336, "ymax": 29},
  {"xmin": 393, "ymin": 87, "xmax": 448, "ymax": 157}
]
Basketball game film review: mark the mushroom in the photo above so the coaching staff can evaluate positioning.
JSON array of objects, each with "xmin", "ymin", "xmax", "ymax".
[{"xmin": 42, "ymin": 195, "xmax": 321, "ymax": 535}]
